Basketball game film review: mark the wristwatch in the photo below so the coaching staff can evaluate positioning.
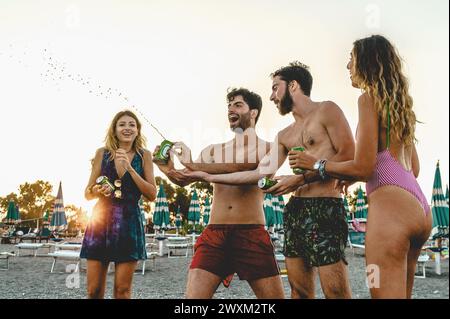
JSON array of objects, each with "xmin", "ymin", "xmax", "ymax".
[
  {"xmin": 313, "ymin": 160, "xmax": 322, "ymax": 170},
  {"xmin": 314, "ymin": 159, "xmax": 328, "ymax": 180}
]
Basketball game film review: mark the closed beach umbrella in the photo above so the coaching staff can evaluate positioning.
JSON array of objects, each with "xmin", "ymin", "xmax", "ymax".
[
  {"xmin": 202, "ymin": 197, "xmax": 211, "ymax": 226},
  {"xmin": 49, "ymin": 182, "xmax": 67, "ymax": 231},
  {"xmin": 343, "ymin": 196, "xmax": 353, "ymax": 222},
  {"xmin": 153, "ymin": 184, "xmax": 170, "ymax": 230},
  {"xmin": 431, "ymin": 161, "xmax": 449, "ymax": 239},
  {"xmin": 187, "ymin": 190, "xmax": 201, "ymax": 226},
  {"xmin": 446, "ymin": 184, "xmax": 449, "ymax": 206},
  {"xmin": 355, "ymin": 187, "xmax": 368, "ymax": 220},
  {"xmin": 263, "ymin": 193, "xmax": 276, "ymax": 230},
  {"xmin": 4, "ymin": 201, "xmax": 20, "ymax": 225},
  {"xmin": 271, "ymin": 195, "xmax": 279, "ymax": 230},
  {"xmin": 139, "ymin": 198, "xmax": 146, "ymax": 226},
  {"xmin": 271, "ymin": 195, "xmax": 284, "ymax": 231},
  {"xmin": 42, "ymin": 210, "xmax": 50, "ymax": 225},
  {"xmin": 175, "ymin": 205, "xmax": 182, "ymax": 229},
  {"xmin": 276, "ymin": 195, "xmax": 285, "ymax": 231}
]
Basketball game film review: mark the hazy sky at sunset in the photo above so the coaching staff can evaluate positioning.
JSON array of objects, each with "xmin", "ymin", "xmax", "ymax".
[{"xmin": 0, "ymin": 0, "xmax": 448, "ymax": 214}]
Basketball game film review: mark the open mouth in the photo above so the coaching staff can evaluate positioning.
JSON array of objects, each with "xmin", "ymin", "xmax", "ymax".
[{"xmin": 228, "ymin": 113, "xmax": 240, "ymax": 124}]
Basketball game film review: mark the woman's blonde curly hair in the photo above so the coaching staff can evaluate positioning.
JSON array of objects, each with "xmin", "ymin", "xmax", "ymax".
[{"xmin": 351, "ymin": 35, "xmax": 417, "ymax": 145}]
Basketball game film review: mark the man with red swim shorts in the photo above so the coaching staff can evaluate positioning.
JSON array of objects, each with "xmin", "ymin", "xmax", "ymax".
[{"xmin": 154, "ymin": 88, "xmax": 284, "ymax": 298}]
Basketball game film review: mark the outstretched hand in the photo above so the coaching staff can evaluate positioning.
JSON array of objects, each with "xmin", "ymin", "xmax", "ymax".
[
  {"xmin": 264, "ymin": 175, "xmax": 305, "ymax": 196},
  {"xmin": 166, "ymin": 168, "xmax": 192, "ymax": 184},
  {"xmin": 179, "ymin": 169, "xmax": 211, "ymax": 182}
]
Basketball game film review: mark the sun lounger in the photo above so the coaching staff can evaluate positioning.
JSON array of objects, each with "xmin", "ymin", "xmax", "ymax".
[
  {"xmin": 54, "ymin": 243, "xmax": 82, "ymax": 251},
  {"xmin": 15, "ymin": 243, "xmax": 48, "ymax": 257},
  {"xmin": 48, "ymin": 250, "xmax": 81, "ymax": 273},
  {"xmin": 275, "ymin": 253, "xmax": 287, "ymax": 278},
  {"xmin": 167, "ymin": 237, "xmax": 190, "ymax": 258},
  {"xmin": 415, "ymin": 254, "xmax": 430, "ymax": 278},
  {"xmin": 20, "ymin": 228, "xmax": 39, "ymax": 243},
  {"xmin": 139, "ymin": 248, "xmax": 159, "ymax": 275},
  {"xmin": 0, "ymin": 252, "xmax": 15, "ymax": 270},
  {"xmin": 348, "ymin": 229, "xmax": 365, "ymax": 253},
  {"xmin": 36, "ymin": 228, "xmax": 51, "ymax": 243}
]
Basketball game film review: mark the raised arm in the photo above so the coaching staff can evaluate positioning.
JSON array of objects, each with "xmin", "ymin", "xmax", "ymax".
[
  {"xmin": 190, "ymin": 134, "xmax": 288, "ymax": 185},
  {"xmin": 174, "ymin": 142, "xmax": 259, "ymax": 174},
  {"xmin": 291, "ymin": 94, "xmax": 378, "ymax": 181},
  {"xmin": 152, "ymin": 144, "xmax": 204, "ymax": 187}
]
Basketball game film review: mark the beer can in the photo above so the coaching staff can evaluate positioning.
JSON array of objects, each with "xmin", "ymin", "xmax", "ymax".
[
  {"xmin": 153, "ymin": 140, "xmax": 174, "ymax": 164},
  {"xmin": 258, "ymin": 177, "xmax": 278, "ymax": 190},
  {"xmin": 291, "ymin": 146, "xmax": 305, "ymax": 175},
  {"xmin": 96, "ymin": 176, "xmax": 115, "ymax": 194}
]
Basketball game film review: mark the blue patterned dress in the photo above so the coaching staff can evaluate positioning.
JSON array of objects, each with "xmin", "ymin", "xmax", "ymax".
[{"xmin": 80, "ymin": 150, "xmax": 147, "ymax": 263}]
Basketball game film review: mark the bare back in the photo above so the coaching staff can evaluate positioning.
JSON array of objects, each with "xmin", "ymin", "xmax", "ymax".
[
  {"xmin": 204, "ymin": 136, "xmax": 271, "ymax": 224},
  {"xmin": 378, "ymin": 123, "xmax": 415, "ymax": 173}
]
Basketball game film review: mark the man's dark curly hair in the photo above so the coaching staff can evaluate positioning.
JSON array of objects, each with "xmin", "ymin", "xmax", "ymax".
[
  {"xmin": 226, "ymin": 87, "xmax": 263, "ymax": 124},
  {"xmin": 271, "ymin": 61, "xmax": 313, "ymax": 97}
]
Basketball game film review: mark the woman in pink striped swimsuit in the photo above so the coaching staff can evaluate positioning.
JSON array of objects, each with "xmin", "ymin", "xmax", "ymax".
[{"xmin": 289, "ymin": 35, "xmax": 432, "ymax": 298}]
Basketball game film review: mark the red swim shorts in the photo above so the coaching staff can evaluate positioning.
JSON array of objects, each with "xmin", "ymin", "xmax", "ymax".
[{"xmin": 189, "ymin": 224, "xmax": 280, "ymax": 287}]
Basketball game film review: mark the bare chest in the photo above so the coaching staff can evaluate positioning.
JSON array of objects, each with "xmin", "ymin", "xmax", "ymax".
[{"xmin": 283, "ymin": 120, "xmax": 328, "ymax": 151}]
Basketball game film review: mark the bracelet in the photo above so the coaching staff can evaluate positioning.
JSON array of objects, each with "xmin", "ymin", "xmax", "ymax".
[
  {"xmin": 302, "ymin": 172, "xmax": 309, "ymax": 184},
  {"xmin": 318, "ymin": 159, "xmax": 328, "ymax": 180}
]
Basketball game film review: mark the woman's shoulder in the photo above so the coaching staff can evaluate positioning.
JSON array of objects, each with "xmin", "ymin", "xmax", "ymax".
[
  {"xmin": 357, "ymin": 92, "xmax": 373, "ymax": 105},
  {"xmin": 138, "ymin": 148, "xmax": 152, "ymax": 157},
  {"xmin": 95, "ymin": 147, "xmax": 108, "ymax": 157}
]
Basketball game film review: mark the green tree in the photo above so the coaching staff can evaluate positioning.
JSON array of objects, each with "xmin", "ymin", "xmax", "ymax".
[
  {"xmin": 67, "ymin": 206, "xmax": 88, "ymax": 234},
  {"xmin": 155, "ymin": 176, "xmax": 176, "ymax": 202},
  {"xmin": 18, "ymin": 181, "xmax": 55, "ymax": 220},
  {"xmin": 172, "ymin": 187, "xmax": 190, "ymax": 220},
  {"xmin": 190, "ymin": 181, "xmax": 213, "ymax": 199},
  {"xmin": 0, "ymin": 193, "xmax": 19, "ymax": 217},
  {"xmin": 65, "ymin": 204, "xmax": 79, "ymax": 220},
  {"xmin": 0, "ymin": 181, "xmax": 55, "ymax": 222}
]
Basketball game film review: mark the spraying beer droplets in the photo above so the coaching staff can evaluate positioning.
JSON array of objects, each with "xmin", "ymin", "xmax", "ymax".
[{"xmin": 39, "ymin": 47, "xmax": 168, "ymax": 141}]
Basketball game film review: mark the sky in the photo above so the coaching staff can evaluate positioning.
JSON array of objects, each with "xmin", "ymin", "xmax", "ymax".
[{"xmin": 0, "ymin": 0, "xmax": 448, "ymax": 215}]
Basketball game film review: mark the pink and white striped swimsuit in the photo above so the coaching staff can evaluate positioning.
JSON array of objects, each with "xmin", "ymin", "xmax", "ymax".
[
  {"xmin": 366, "ymin": 106, "xmax": 430, "ymax": 215},
  {"xmin": 366, "ymin": 149, "xmax": 430, "ymax": 215}
]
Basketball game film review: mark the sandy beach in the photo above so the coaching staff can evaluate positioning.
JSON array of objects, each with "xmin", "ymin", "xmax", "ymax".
[{"xmin": 0, "ymin": 242, "xmax": 448, "ymax": 299}]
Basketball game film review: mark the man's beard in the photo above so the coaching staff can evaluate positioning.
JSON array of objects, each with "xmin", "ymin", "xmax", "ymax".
[
  {"xmin": 230, "ymin": 112, "xmax": 252, "ymax": 132},
  {"xmin": 278, "ymin": 89, "xmax": 293, "ymax": 115}
]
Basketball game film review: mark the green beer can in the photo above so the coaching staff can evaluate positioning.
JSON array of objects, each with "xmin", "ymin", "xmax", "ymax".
[
  {"xmin": 291, "ymin": 146, "xmax": 305, "ymax": 175},
  {"xmin": 153, "ymin": 140, "xmax": 174, "ymax": 164},
  {"xmin": 96, "ymin": 176, "xmax": 115, "ymax": 195},
  {"xmin": 258, "ymin": 177, "xmax": 278, "ymax": 190}
]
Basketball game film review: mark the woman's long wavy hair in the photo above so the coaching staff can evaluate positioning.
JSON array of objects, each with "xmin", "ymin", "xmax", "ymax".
[
  {"xmin": 351, "ymin": 35, "xmax": 417, "ymax": 145},
  {"xmin": 105, "ymin": 110, "xmax": 147, "ymax": 161}
]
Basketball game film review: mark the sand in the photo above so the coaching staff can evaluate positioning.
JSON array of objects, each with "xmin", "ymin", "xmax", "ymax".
[{"xmin": 0, "ymin": 243, "xmax": 448, "ymax": 299}]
